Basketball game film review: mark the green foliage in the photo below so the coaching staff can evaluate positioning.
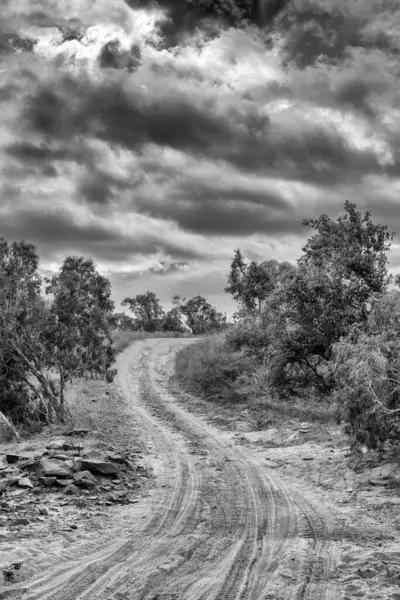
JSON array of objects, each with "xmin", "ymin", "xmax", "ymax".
[
  {"xmin": 122, "ymin": 291, "xmax": 165, "ymax": 332},
  {"xmin": 180, "ymin": 295, "xmax": 226, "ymax": 335}
]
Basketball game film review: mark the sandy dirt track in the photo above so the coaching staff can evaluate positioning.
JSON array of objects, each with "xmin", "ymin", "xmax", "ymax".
[{"xmin": 9, "ymin": 339, "xmax": 341, "ymax": 600}]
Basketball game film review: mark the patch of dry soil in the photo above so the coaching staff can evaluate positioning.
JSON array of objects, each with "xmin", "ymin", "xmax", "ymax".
[{"xmin": 1, "ymin": 338, "xmax": 399, "ymax": 599}]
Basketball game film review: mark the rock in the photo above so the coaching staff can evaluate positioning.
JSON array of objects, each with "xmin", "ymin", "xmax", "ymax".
[
  {"xmin": 19, "ymin": 458, "xmax": 37, "ymax": 469},
  {"xmin": 46, "ymin": 440, "xmax": 65, "ymax": 451},
  {"xmin": 6, "ymin": 475, "xmax": 21, "ymax": 486},
  {"xmin": 73, "ymin": 471, "xmax": 97, "ymax": 488},
  {"xmin": 71, "ymin": 458, "xmax": 83, "ymax": 472},
  {"xmin": 368, "ymin": 478, "xmax": 391, "ymax": 487},
  {"xmin": 6, "ymin": 454, "xmax": 21, "ymax": 464},
  {"xmin": 36, "ymin": 458, "xmax": 72, "ymax": 479},
  {"xmin": 38, "ymin": 476, "xmax": 58, "ymax": 487},
  {"xmin": 82, "ymin": 459, "xmax": 119, "ymax": 476},
  {"xmin": 107, "ymin": 453, "xmax": 125, "ymax": 464},
  {"xmin": 17, "ymin": 477, "xmax": 33, "ymax": 488},
  {"xmin": 81, "ymin": 449, "xmax": 104, "ymax": 461},
  {"xmin": 11, "ymin": 517, "xmax": 30, "ymax": 526},
  {"xmin": 64, "ymin": 484, "xmax": 80, "ymax": 495},
  {"xmin": 63, "ymin": 442, "xmax": 83, "ymax": 452},
  {"xmin": 56, "ymin": 479, "xmax": 74, "ymax": 487},
  {"xmin": 65, "ymin": 428, "xmax": 90, "ymax": 436},
  {"xmin": 50, "ymin": 454, "xmax": 71, "ymax": 461},
  {"xmin": 39, "ymin": 507, "xmax": 49, "ymax": 516}
]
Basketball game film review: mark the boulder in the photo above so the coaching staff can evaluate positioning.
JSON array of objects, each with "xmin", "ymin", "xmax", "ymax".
[
  {"xmin": 6, "ymin": 454, "xmax": 22, "ymax": 464},
  {"xmin": 63, "ymin": 442, "xmax": 83, "ymax": 452},
  {"xmin": 11, "ymin": 518, "xmax": 30, "ymax": 526},
  {"xmin": 36, "ymin": 458, "xmax": 72, "ymax": 479},
  {"xmin": 17, "ymin": 477, "xmax": 33, "ymax": 488},
  {"xmin": 81, "ymin": 449, "xmax": 104, "ymax": 461},
  {"xmin": 56, "ymin": 479, "xmax": 74, "ymax": 487},
  {"xmin": 64, "ymin": 484, "xmax": 80, "ymax": 495},
  {"xmin": 73, "ymin": 471, "xmax": 97, "ymax": 488},
  {"xmin": 38, "ymin": 476, "xmax": 58, "ymax": 487},
  {"xmin": 65, "ymin": 428, "xmax": 90, "ymax": 437},
  {"xmin": 81, "ymin": 458, "xmax": 119, "ymax": 476},
  {"xmin": 49, "ymin": 454, "xmax": 71, "ymax": 461},
  {"xmin": 46, "ymin": 440, "xmax": 65, "ymax": 451}
]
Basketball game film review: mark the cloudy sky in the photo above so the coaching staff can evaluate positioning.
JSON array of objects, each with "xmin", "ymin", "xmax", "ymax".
[{"xmin": 1, "ymin": 0, "xmax": 400, "ymax": 315}]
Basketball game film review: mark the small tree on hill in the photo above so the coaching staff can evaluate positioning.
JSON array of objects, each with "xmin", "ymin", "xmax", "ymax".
[
  {"xmin": 225, "ymin": 249, "xmax": 296, "ymax": 313},
  {"xmin": 121, "ymin": 291, "xmax": 165, "ymax": 332},
  {"xmin": 181, "ymin": 295, "xmax": 226, "ymax": 335}
]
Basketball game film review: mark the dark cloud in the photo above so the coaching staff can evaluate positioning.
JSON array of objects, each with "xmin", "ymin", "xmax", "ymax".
[
  {"xmin": 5, "ymin": 142, "xmax": 73, "ymax": 163},
  {"xmin": 99, "ymin": 40, "xmax": 142, "ymax": 71},
  {"xmin": 0, "ymin": 84, "xmax": 19, "ymax": 103},
  {"xmin": 133, "ymin": 186, "xmax": 299, "ymax": 236},
  {"xmin": 23, "ymin": 73, "xmax": 389, "ymax": 187},
  {"xmin": 77, "ymin": 170, "xmax": 124, "ymax": 205},
  {"xmin": 42, "ymin": 165, "xmax": 58, "ymax": 177},
  {"xmin": 0, "ymin": 32, "xmax": 35, "ymax": 56},
  {"xmin": 0, "ymin": 209, "xmax": 204, "ymax": 262},
  {"xmin": 278, "ymin": 2, "xmax": 399, "ymax": 68}
]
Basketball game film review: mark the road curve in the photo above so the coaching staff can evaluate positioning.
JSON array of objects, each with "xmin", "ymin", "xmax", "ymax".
[{"xmin": 15, "ymin": 339, "xmax": 340, "ymax": 600}]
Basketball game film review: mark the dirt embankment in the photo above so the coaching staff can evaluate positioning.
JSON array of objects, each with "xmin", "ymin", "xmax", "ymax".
[{"xmin": 0, "ymin": 339, "xmax": 399, "ymax": 600}]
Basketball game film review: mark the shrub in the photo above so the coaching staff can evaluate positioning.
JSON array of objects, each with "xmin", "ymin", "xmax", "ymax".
[
  {"xmin": 175, "ymin": 335, "xmax": 254, "ymax": 403},
  {"xmin": 333, "ymin": 292, "xmax": 400, "ymax": 451}
]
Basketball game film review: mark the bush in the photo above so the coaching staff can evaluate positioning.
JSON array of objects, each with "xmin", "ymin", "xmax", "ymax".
[
  {"xmin": 175, "ymin": 335, "xmax": 255, "ymax": 403},
  {"xmin": 333, "ymin": 292, "xmax": 400, "ymax": 451}
]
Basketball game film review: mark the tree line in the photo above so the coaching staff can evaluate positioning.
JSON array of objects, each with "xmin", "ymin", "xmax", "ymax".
[{"xmin": 116, "ymin": 292, "xmax": 226, "ymax": 335}]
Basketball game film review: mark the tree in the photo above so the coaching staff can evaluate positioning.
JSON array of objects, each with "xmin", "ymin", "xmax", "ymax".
[
  {"xmin": 0, "ymin": 239, "xmax": 62, "ymax": 422},
  {"xmin": 225, "ymin": 249, "xmax": 296, "ymax": 313},
  {"xmin": 121, "ymin": 291, "xmax": 165, "ymax": 332},
  {"xmin": 0, "ymin": 239, "xmax": 40, "ymax": 423},
  {"xmin": 181, "ymin": 295, "xmax": 226, "ymax": 335},
  {"xmin": 111, "ymin": 312, "xmax": 137, "ymax": 331},
  {"xmin": 162, "ymin": 308, "xmax": 186, "ymax": 332},
  {"xmin": 288, "ymin": 201, "xmax": 393, "ymax": 358},
  {"xmin": 46, "ymin": 256, "xmax": 116, "ymax": 407}
]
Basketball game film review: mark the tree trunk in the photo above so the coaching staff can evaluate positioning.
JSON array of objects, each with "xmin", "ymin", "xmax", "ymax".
[{"xmin": 0, "ymin": 410, "xmax": 20, "ymax": 442}]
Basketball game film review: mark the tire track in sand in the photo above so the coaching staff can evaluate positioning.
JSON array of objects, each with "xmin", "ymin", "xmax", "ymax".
[{"xmin": 6, "ymin": 339, "xmax": 340, "ymax": 600}]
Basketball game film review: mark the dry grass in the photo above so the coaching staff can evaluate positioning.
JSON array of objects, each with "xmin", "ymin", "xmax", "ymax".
[
  {"xmin": 175, "ymin": 335, "xmax": 338, "ymax": 428},
  {"xmin": 111, "ymin": 329, "xmax": 192, "ymax": 354}
]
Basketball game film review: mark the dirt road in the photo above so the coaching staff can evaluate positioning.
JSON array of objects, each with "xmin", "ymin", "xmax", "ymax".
[{"xmin": 11, "ymin": 339, "xmax": 341, "ymax": 600}]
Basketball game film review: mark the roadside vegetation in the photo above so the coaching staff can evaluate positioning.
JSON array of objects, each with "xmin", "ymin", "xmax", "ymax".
[
  {"xmin": 176, "ymin": 201, "xmax": 400, "ymax": 453},
  {"xmin": 0, "ymin": 240, "xmax": 225, "ymax": 435},
  {"xmin": 3, "ymin": 200, "xmax": 400, "ymax": 456}
]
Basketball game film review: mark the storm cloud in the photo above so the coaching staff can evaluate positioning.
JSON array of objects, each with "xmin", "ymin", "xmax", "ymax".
[{"xmin": 1, "ymin": 0, "xmax": 400, "ymax": 311}]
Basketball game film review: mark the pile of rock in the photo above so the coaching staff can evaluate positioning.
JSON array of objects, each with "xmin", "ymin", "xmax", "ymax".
[{"xmin": 0, "ymin": 434, "xmax": 145, "ymax": 502}]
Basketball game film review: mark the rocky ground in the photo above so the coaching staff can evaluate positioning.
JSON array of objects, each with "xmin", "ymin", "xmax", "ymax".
[{"xmin": 0, "ymin": 377, "xmax": 152, "ymax": 596}]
